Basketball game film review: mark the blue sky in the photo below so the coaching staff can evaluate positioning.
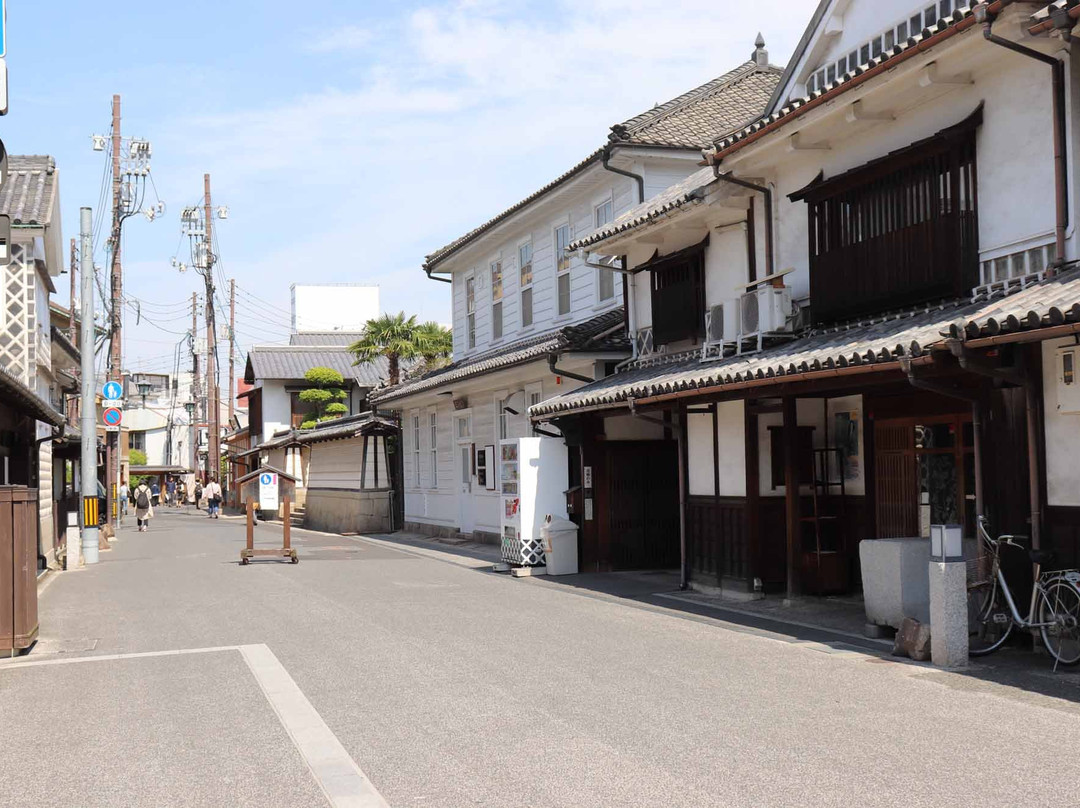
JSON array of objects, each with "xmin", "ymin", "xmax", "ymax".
[{"xmin": 6, "ymin": 0, "xmax": 817, "ymax": 376}]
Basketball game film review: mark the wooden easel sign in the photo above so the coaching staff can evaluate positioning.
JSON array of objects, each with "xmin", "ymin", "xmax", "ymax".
[{"xmin": 240, "ymin": 496, "xmax": 298, "ymax": 565}]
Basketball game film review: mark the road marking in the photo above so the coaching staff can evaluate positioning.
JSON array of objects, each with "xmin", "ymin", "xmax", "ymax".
[
  {"xmin": 0, "ymin": 644, "xmax": 238, "ymax": 669},
  {"xmin": 239, "ymin": 644, "xmax": 390, "ymax": 808}
]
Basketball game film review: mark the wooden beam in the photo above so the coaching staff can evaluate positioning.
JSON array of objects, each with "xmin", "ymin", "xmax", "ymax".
[
  {"xmin": 744, "ymin": 402, "xmax": 760, "ymax": 589},
  {"xmin": 787, "ymin": 133, "xmax": 831, "ymax": 152},
  {"xmin": 845, "ymin": 100, "xmax": 895, "ymax": 123},
  {"xmin": 782, "ymin": 396, "xmax": 801, "ymax": 599},
  {"xmin": 918, "ymin": 62, "xmax": 973, "ymax": 87}
]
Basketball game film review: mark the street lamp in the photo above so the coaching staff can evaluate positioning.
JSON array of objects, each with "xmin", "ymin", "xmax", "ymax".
[
  {"xmin": 137, "ymin": 380, "xmax": 152, "ymax": 405},
  {"xmin": 184, "ymin": 401, "xmax": 196, "ymax": 418}
]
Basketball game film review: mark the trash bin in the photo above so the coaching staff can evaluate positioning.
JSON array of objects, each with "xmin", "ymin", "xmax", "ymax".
[{"xmin": 541, "ymin": 516, "xmax": 579, "ymax": 576}]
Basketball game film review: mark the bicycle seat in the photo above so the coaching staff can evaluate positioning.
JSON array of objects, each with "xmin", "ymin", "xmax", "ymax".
[{"xmin": 1030, "ymin": 549, "xmax": 1056, "ymax": 566}]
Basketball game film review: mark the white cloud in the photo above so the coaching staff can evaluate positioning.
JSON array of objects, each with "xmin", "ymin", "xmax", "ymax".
[
  {"xmin": 133, "ymin": 0, "xmax": 820, "ymax": 365},
  {"xmin": 306, "ymin": 25, "xmax": 374, "ymax": 54}
]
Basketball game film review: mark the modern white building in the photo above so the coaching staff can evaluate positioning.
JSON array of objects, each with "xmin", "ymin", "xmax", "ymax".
[
  {"xmin": 291, "ymin": 284, "xmax": 379, "ymax": 333},
  {"xmin": 372, "ymin": 45, "xmax": 782, "ymax": 542}
]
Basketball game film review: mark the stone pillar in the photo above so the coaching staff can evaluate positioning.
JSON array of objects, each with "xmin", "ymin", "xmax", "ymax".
[{"xmin": 929, "ymin": 560, "xmax": 968, "ymax": 668}]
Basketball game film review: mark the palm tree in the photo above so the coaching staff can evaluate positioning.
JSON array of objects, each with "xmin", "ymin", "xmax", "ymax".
[
  {"xmin": 414, "ymin": 321, "xmax": 453, "ymax": 372},
  {"xmin": 348, "ymin": 312, "xmax": 420, "ymax": 386}
]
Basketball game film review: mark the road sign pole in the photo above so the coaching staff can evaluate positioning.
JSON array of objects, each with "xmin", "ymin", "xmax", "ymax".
[{"xmin": 79, "ymin": 207, "xmax": 99, "ymax": 565}]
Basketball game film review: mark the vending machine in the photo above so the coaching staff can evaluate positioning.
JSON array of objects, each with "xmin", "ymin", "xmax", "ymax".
[{"xmin": 499, "ymin": 436, "xmax": 568, "ymax": 567}]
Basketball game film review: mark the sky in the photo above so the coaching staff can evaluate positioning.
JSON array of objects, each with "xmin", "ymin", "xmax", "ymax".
[{"xmin": 5, "ymin": 0, "xmax": 819, "ymax": 378}]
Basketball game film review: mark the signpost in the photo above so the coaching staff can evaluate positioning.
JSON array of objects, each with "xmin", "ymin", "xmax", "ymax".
[
  {"xmin": 102, "ymin": 406, "xmax": 122, "ymax": 432},
  {"xmin": 102, "ymin": 381, "xmax": 122, "ymax": 401},
  {"xmin": 259, "ymin": 471, "xmax": 279, "ymax": 511}
]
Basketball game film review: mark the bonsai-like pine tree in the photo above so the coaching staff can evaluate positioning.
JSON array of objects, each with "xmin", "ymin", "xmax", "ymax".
[{"xmin": 298, "ymin": 366, "xmax": 348, "ymax": 430}]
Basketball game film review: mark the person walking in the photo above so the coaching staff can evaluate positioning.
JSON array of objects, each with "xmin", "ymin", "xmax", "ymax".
[
  {"xmin": 194, "ymin": 480, "xmax": 204, "ymax": 510},
  {"xmin": 165, "ymin": 477, "xmax": 177, "ymax": 508},
  {"xmin": 177, "ymin": 480, "xmax": 187, "ymax": 508},
  {"xmin": 205, "ymin": 477, "xmax": 222, "ymax": 519},
  {"xmin": 118, "ymin": 479, "xmax": 129, "ymax": 517},
  {"xmin": 133, "ymin": 480, "xmax": 154, "ymax": 532},
  {"xmin": 150, "ymin": 481, "xmax": 161, "ymax": 507}
]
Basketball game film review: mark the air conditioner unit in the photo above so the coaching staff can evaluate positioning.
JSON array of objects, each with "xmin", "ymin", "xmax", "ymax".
[
  {"xmin": 740, "ymin": 285, "xmax": 792, "ymax": 337},
  {"xmin": 705, "ymin": 304, "xmax": 725, "ymax": 344}
]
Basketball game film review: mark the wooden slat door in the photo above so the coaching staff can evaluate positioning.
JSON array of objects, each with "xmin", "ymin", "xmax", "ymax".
[
  {"xmin": 874, "ymin": 420, "xmax": 918, "ymax": 538},
  {"xmin": 606, "ymin": 441, "xmax": 680, "ymax": 570}
]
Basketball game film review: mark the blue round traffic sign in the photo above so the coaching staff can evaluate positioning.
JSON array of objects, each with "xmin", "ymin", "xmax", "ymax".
[
  {"xmin": 103, "ymin": 407, "xmax": 122, "ymax": 427},
  {"xmin": 102, "ymin": 381, "xmax": 123, "ymax": 400},
  {"xmin": 260, "ymin": 473, "xmax": 273, "ymax": 485}
]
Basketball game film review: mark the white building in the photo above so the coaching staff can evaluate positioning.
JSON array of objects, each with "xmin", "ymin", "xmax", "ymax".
[
  {"xmin": 530, "ymin": 0, "xmax": 1080, "ymax": 594},
  {"xmin": 372, "ymin": 46, "xmax": 782, "ymax": 542},
  {"xmin": 0, "ymin": 156, "xmax": 72, "ymax": 566},
  {"xmin": 291, "ymin": 284, "xmax": 379, "ymax": 333}
]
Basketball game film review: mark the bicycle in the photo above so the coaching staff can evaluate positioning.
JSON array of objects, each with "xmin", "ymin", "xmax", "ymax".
[{"xmin": 967, "ymin": 516, "xmax": 1080, "ymax": 666}]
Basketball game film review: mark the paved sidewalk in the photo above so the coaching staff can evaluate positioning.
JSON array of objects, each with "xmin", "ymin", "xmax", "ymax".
[{"xmin": 4, "ymin": 511, "xmax": 1080, "ymax": 807}]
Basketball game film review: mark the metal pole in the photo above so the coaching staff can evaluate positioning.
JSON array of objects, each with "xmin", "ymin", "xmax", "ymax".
[
  {"xmin": 79, "ymin": 208, "xmax": 99, "ymax": 565},
  {"xmin": 68, "ymin": 238, "xmax": 77, "ymax": 342},
  {"xmin": 191, "ymin": 292, "xmax": 199, "ymax": 480}
]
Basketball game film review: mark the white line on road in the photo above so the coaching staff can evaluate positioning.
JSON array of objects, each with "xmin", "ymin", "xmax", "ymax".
[
  {"xmin": 0, "ymin": 644, "xmax": 240, "ymax": 669},
  {"xmin": 239, "ymin": 643, "xmax": 390, "ymax": 808}
]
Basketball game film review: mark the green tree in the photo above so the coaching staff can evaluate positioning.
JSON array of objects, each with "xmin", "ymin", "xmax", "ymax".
[
  {"xmin": 298, "ymin": 366, "xmax": 348, "ymax": 430},
  {"xmin": 129, "ymin": 448, "xmax": 147, "ymax": 466},
  {"xmin": 349, "ymin": 312, "xmax": 415, "ymax": 386},
  {"xmin": 414, "ymin": 321, "xmax": 453, "ymax": 375}
]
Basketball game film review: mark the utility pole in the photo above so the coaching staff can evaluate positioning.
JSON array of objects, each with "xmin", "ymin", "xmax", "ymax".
[
  {"xmin": 79, "ymin": 207, "xmax": 99, "ymax": 566},
  {"xmin": 228, "ymin": 278, "xmax": 235, "ymax": 426},
  {"xmin": 191, "ymin": 291, "xmax": 200, "ymax": 478},
  {"xmin": 68, "ymin": 238, "xmax": 77, "ymax": 342},
  {"xmin": 106, "ymin": 93, "xmax": 122, "ymax": 533},
  {"xmin": 203, "ymin": 173, "xmax": 220, "ymax": 483}
]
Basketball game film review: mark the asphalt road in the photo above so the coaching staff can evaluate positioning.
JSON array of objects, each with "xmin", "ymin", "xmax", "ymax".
[{"xmin": 3, "ymin": 510, "xmax": 1080, "ymax": 807}]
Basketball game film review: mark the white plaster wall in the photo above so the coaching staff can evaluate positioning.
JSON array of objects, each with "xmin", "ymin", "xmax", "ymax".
[
  {"xmin": 1043, "ymin": 338, "xmax": 1080, "ymax": 507},
  {"xmin": 260, "ymin": 383, "xmax": 292, "ymax": 439},
  {"xmin": 688, "ymin": 401, "xmax": 746, "ymax": 497},
  {"xmin": 604, "ymin": 414, "xmax": 666, "ymax": 442},
  {"xmin": 308, "ymin": 439, "xmax": 364, "ymax": 490}
]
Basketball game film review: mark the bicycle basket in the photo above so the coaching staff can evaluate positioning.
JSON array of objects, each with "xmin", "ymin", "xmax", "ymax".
[{"xmin": 967, "ymin": 556, "xmax": 993, "ymax": 587}]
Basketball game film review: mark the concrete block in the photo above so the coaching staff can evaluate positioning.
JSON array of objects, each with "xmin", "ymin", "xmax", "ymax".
[{"xmin": 929, "ymin": 560, "xmax": 969, "ymax": 668}]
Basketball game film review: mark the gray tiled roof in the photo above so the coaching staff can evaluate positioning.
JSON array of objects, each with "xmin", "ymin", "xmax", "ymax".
[
  {"xmin": 569, "ymin": 166, "xmax": 715, "ymax": 252},
  {"xmin": 423, "ymin": 57, "xmax": 780, "ymax": 273},
  {"xmin": 288, "ymin": 331, "xmax": 365, "ymax": 347},
  {"xmin": 713, "ymin": 6, "xmax": 980, "ymax": 156},
  {"xmin": 245, "ymin": 346, "xmax": 390, "ymax": 388},
  {"xmin": 612, "ymin": 61, "xmax": 782, "ymax": 149},
  {"xmin": 298, "ymin": 412, "xmax": 399, "ymax": 444},
  {"xmin": 0, "ymin": 156, "xmax": 58, "ymax": 226},
  {"xmin": 0, "ymin": 362, "xmax": 63, "ymax": 426},
  {"xmin": 372, "ymin": 309, "xmax": 629, "ymax": 405},
  {"xmin": 532, "ymin": 269, "xmax": 1080, "ymax": 418},
  {"xmin": 1031, "ymin": 1, "xmax": 1076, "ymax": 23}
]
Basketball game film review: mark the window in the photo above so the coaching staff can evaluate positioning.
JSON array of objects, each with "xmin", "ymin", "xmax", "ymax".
[
  {"xmin": 1063, "ymin": 351, "xmax": 1075, "ymax": 387},
  {"xmin": 555, "ymin": 223, "xmax": 571, "ymax": 315},
  {"xmin": 465, "ymin": 275, "xmax": 476, "ymax": 349},
  {"xmin": 429, "ymin": 409, "xmax": 438, "ymax": 487},
  {"xmin": 497, "ymin": 396, "xmax": 509, "ymax": 441},
  {"xmin": 648, "ymin": 244, "xmax": 707, "ymax": 346},
  {"xmin": 490, "ymin": 260, "xmax": 503, "ymax": 340},
  {"xmin": 595, "ymin": 200, "xmax": 615, "ymax": 301},
  {"xmin": 130, "ymin": 431, "xmax": 146, "ymax": 452},
  {"xmin": 979, "ymin": 243, "xmax": 1055, "ymax": 286},
  {"xmin": 411, "ymin": 413, "xmax": 421, "ymax": 487},
  {"xmin": 519, "ymin": 242, "xmax": 533, "ymax": 328},
  {"xmin": 794, "ymin": 111, "xmax": 980, "ymax": 323}
]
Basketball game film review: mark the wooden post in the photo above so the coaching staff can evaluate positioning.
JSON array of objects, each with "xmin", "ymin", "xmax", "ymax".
[
  {"xmin": 745, "ymin": 402, "xmax": 760, "ymax": 590},
  {"xmin": 677, "ymin": 404, "xmax": 689, "ymax": 590},
  {"xmin": 783, "ymin": 396, "xmax": 802, "ymax": 599},
  {"xmin": 283, "ymin": 496, "xmax": 291, "ymax": 551},
  {"xmin": 246, "ymin": 498, "xmax": 254, "ymax": 552}
]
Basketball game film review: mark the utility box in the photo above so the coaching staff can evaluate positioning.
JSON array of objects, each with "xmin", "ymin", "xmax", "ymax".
[{"xmin": 0, "ymin": 486, "xmax": 40, "ymax": 655}]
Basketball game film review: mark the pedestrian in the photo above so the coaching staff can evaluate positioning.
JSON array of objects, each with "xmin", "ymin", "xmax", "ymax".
[
  {"xmin": 177, "ymin": 481, "xmax": 187, "ymax": 507},
  {"xmin": 119, "ymin": 479, "xmax": 129, "ymax": 517},
  {"xmin": 151, "ymin": 480, "xmax": 161, "ymax": 507},
  {"xmin": 205, "ymin": 477, "xmax": 222, "ymax": 519},
  {"xmin": 133, "ymin": 480, "xmax": 154, "ymax": 532},
  {"xmin": 166, "ymin": 477, "xmax": 177, "ymax": 508},
  {"xmin": 194, "ymin": 480, "xmax": 204, "ymax": 509}
]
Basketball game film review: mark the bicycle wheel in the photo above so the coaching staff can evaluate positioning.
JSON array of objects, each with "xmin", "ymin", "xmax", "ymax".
[
  {"xmin": 1039, "ymin": 581, "xmax": 1080, "ymax": 666},
  {"xmin": 967, "ymin": 580, "xmax": 1013, "ymax": 656}
]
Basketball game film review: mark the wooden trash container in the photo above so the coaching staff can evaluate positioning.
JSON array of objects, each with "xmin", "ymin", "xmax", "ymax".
[{"xmin": 0, "ymin": 486, "xmax": 39, "ymax": 654}]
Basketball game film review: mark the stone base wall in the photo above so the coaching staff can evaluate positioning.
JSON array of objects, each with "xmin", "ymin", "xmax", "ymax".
[
  {"xmin": 399, "ymin": 522, "xmax": 500, "ymax": 545},
  {"xmin": 303, "ymin": 488, "xmax": 392, "ymax": 535}
]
